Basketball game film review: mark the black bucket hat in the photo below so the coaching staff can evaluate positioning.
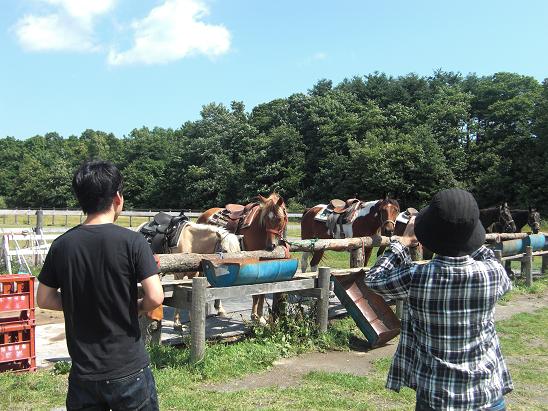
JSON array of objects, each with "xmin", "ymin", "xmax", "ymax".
[{"xmin": 414, "ymin": 189, "xmax": 485, "ymax": 257}]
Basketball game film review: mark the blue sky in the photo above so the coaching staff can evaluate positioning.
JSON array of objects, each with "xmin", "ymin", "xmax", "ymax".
[{"xmin": 1, "ymin": 0, "xmax": 547, "ymax": 139}]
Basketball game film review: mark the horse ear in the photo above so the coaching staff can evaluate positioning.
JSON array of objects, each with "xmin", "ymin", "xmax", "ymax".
[
  {"xmin": 276, "ymin": 196, "xmax": 284, "ymax": 206},
  {"xmin": 258, "ymin": 194, "xmax": 267, "ymax": 203}
]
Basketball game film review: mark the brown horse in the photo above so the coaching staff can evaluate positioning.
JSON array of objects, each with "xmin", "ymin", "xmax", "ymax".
[
  {"xmin": 197, "ymin": 193, "xmax": 289, "ymax": 323},
  {"xmin": 300, "ymin": 197, "xmax": 400, "ymax": 271}
]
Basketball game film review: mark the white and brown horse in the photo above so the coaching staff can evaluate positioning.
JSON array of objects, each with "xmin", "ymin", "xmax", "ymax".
[
  {"xmin": 137, "ymin": 221, "xmax": 241, "ymax": 330},
  {"xmin": 300, "ymin": 197, "xmax": 400, "ymax": 271},
  {"xmin": 197, "ymin": 193, "xmax": 289, "ymax": 324}
]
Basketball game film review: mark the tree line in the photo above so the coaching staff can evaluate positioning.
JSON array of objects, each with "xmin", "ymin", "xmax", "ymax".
[{"xmin": 1, "ymin": 71, "xmax": 547, "ymax": 213}]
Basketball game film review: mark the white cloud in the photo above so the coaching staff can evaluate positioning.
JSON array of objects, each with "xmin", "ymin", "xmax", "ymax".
[
  {"xmin": 108, "ymin": 0, "xmax": 230, "ymax": 66},
  {"xmin": 42, "ymin": 0, "xmax": 115, "ymax": 21},
  {"xmin": 13, "ymin": 0, "xmax": 115, "ymax": 52}
]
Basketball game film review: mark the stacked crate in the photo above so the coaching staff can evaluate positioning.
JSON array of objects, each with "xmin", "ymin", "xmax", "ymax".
[{"xmin": 0, "ymin": 274, "xmax": 36, "ymax": 372}]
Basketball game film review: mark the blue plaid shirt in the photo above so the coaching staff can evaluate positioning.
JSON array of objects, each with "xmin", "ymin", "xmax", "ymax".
[{"xmin": 365, "ymin": 241, "xmax": 513, "ymax": 410}]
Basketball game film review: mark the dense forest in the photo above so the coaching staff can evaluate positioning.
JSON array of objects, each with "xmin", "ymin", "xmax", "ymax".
[{"xmin": 1, "ymin": 71, "xmax": 547, "ymax": 212}]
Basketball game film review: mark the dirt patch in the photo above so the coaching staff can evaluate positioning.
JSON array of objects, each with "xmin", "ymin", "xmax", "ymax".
[
  {"xmin": 205, "ymin": 343, "xmax": 398, "ymax": 392},
  {"xmin": 206, "ymin": 291, "xmax": 548, "ymax": 393},
  {"xmin": 495, "ymin": 292, "xmax": 548, "ymax": 321},
  {"xmin": 35, "ymin": 308, "xmax": 64, "ymax": 325}
]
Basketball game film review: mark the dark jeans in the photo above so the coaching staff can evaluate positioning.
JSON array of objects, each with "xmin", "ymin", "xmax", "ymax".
[
  {"xmin": 415, "ymin": 395, "xmax": 506, "ymax": 411},
  {"xmin": 67, "ymin": 366, "xmax": 159, "ymax": 411}
]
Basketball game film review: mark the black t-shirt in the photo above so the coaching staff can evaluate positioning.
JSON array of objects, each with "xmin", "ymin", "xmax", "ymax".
[{"xmin": 39, "ymin": 223, "xmax": 159, "ymax": 381}]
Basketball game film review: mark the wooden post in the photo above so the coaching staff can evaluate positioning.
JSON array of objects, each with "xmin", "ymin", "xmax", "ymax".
[
  {"xmin": 129, "ymin": 215, "xmax": 133, "ymax": 227},
  {"xmin": 2, "ymin": 235, "xmax": 12, "ymax": 274},
  {"xmin": 524, "ymin": 246, "xmax": 533, "ymax": 287},
  {"xmin": 542, "ymin": 254, "xmax": 548, "ymax": 276},
  {"xmin": 14, "ymin": 208, "xmax": 18, "ymax": 225},
  {"xmin": 52, "ymin": 208, "xmax": 55, "ymax": 225},
  {"xmin": 26, "ymin": 209, "xmax": 30, "ymax": 225},
  {"xmin": 505, "ymin": 260, "xmax": 513, "ymax": 277},
  {"xmin": 317, "ymin": 267, "xmax": 330, "ymax": 333},
  {"xmin": 35, "ymin": 210, "xmax": 43, "ymax": 233},
  {"xmin": 65, "ymin": 210, "xmax": 68, "ymax": 227},
  {"xmin": 190, "ymin": 277, "xmax": 207, "ymax": 364},
  {"xmin": 79, "ymin": 213, "xmax": 83, "ymax": 223},
  {"xmin": 494, "ymin": 250, "xmax": 502, "ymax": 265},
  {"xmin": 349, "ymin": 248, "xmax": 365, "ymax": 268}
]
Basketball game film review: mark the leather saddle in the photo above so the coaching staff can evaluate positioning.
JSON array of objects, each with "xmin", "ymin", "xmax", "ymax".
[
  {"xmin": 139, "ymin": 211, "xmax": 189, "ymax": 254},
  {"xmin": 328, "ymin": 198, "xmax": 360, "ymax": 214},
  {"xmin": 208, "ymin": 202, "xmax": 259, "ymax": 233},
  {"xmin": 325, "ymin": 199, "xmax": 362, "ymax": 238}
]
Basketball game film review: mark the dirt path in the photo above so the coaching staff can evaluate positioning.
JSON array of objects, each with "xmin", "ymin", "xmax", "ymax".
[{"xmin": 206, "ymin": 292, "xmax": 548, "ymax": 392}]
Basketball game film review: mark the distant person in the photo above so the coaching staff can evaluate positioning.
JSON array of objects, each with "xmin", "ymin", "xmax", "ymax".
[
  {"xmin": 37, "ymin": 160, "xmax": 164, "ymax": 411},
  {"xmin": 365, "ymin": 188, "xmax": 512, "ymax": 410}
]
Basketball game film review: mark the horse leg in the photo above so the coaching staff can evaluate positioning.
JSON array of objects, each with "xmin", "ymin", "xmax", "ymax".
[
  {"xmin": 251, "ymin": 295, "xmax": 267, "ymax": 325},
  {"xmin": 363, "ymin": 248, "xmax": 373, "ymax": 267},
  {"xmin": 309, "ymin": 251, "xmax": 324, "ymax": 272},
  {"xmin": 214, "ymin": 299, "xmax": 226, "ymax": 317},
  {"xmin": 301, "ymin": 252, "xmax": 310, "ymax": 273}
]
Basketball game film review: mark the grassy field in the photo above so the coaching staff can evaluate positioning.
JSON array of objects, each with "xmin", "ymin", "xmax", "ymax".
[{"xmin": 0, "ymin": 303, "xmax": 546, "ymax": 410}]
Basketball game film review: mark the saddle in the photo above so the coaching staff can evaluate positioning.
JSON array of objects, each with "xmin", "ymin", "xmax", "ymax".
[
  {"xmin": 324, "ymin": 199, "xmax": 362, "ymax": 238},
  {"xmin": 208, "ymin": 202, "xmax": 260, "ymax": 233},
  {"xmin": 139, "ymin": 211, "xmax": 189, "ymax": 254},
  {"xmin": 328, "ymin": 198, "xmax": 360, "ymax": 214}
]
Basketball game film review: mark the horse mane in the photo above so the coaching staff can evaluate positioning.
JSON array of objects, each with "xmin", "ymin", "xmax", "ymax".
[
  {"xmin": 479, "ymin": 207, "xmax": 502, "ymax": 227},
  {"xmin": 258, "ymin": 193, "xmax": 286, "ymax": 226}
]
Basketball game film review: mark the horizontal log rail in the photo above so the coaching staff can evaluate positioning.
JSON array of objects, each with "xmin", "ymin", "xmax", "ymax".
[
  {"xmin": 156, "ymin": 247, "xmax": 287, "ymax": 272},
  {"xmin": 285, "ymin": 232, "xmax": 546, "ymax": 252}
]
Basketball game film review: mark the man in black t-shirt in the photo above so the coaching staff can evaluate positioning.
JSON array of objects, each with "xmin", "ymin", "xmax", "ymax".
[{"xmin": 37, "ymin": 160, "xmax": 164, "ymax": 411}]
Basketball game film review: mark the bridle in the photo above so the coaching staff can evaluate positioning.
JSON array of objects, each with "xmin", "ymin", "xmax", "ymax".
[
  {"xmin": 528, "ymin": 211, "xmax": 541, "ymax": 233},
  {"xmin": 499, "ymin": 209, "xmax": 515, "ymax": 233},
  {"xmin": 380, "ymin": 203, "xmax": 398, "ymax": 234}
]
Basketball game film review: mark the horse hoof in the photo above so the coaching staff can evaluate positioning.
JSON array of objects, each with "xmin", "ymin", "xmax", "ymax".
[
  {"xmin": 259, "ymin": 316, "xmax": 267, "ymax": 326},
  {"xmin": 173, "ymin": 323, "xmax": 183, "ymax": 332}
]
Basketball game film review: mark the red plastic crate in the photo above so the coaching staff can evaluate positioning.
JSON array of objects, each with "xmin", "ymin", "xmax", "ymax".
[
  {"xmin": 0, "ymin": 275, "xmax": 35, "ymax": 313},
  {"xmin": 0, "ymin": 324, "xmax": 35, "ymax": 362},
  {"xmin": 0, "ymin": 358, "xmax": 36, "ymax": 373}
]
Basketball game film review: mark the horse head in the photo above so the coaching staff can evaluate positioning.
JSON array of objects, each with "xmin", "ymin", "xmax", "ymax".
[
  {"xmin": 377, "ymin": 197, "xmax": 400, "ymax": 237},
  {"xmin": 528, "ymin": 206, "xmax": 541, "ymax": 234},
  {"xmin": 499, "ymin": 203, "xmax": 516, "ymax": 233},
  {"xmin": 258, "ymin": 193, "xmax": 288, "ymax": 251}
]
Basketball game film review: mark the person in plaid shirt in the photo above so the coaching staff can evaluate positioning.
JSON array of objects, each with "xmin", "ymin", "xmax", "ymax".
[{"xmin": 365, "ymin": 188, "xmax": 513, "ymax": 411}]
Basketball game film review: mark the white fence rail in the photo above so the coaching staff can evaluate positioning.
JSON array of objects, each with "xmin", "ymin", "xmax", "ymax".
[{"xmin": 0, "ymin": 209, "xmax": 303, "ymax": 222}]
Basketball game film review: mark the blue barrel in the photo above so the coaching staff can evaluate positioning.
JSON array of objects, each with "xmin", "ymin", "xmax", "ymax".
[
  {"xmin": 202, "ymin": 258, "xmax": 298, "ymax": 287},
  {"xmin": 495, "ymin": 234, "xmax": 546, "ymax": 256},
  {"xmin": 525, "ymin": 234, "xmax": 546, "ymax": 251}
]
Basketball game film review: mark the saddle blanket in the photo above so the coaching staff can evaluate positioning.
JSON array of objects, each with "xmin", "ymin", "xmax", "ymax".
[{"xmin": 313, "ymin": 204, "xmax": 330, "ymax": 222}]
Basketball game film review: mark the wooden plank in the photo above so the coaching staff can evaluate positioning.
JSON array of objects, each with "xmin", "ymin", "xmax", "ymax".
[
  {"xmin": 206, "ymin": 278, "xmax": 316, "ymax": 300},
  {"xmin": 501, "ymin": 250, "xmax": 548, "ymax": 261}
]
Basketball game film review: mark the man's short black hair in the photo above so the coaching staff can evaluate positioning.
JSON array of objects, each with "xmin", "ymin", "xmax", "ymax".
[{"xmin": 72, "ymin": 160, "xmax": 124, "ymax": 215}]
